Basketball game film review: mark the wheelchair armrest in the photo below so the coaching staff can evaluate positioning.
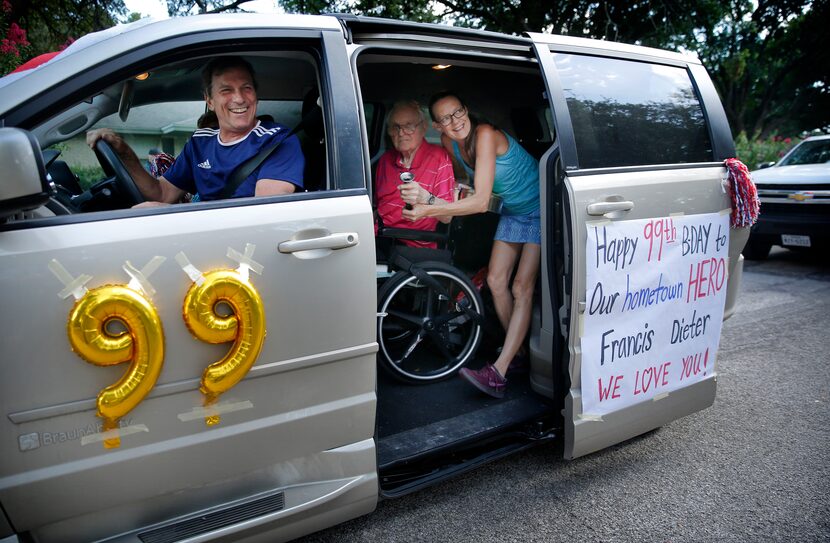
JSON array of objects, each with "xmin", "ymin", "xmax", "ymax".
[{"xmin": 378, "ymin": 227, "xmax": 449, "ymax": 243}]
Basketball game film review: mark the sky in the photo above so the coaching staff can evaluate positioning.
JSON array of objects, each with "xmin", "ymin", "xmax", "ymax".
[{"xmin": 123, "ymin": 0, "xmax": 280, "ymax": 18}]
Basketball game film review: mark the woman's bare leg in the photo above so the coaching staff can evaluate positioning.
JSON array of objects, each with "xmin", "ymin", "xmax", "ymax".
[
  {"xmin": 491, "ymin": 243, "xmax": 541, "ymax": 377},
  {"xmin": 487, "ymin": 240, "xmax": 522, "ymax": 333}
]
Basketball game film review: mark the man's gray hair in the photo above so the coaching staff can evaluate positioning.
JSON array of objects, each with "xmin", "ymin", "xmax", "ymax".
[{"xmin": 386, "ymin": 100, "xmax": 428, "ymax": 130}]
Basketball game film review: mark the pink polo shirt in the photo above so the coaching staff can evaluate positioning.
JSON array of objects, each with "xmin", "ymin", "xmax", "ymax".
[{"xmin": 374, "ymin": 141, "xmax": 455, "ymax": 248}]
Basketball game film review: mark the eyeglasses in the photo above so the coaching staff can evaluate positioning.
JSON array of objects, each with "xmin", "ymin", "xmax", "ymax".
[
  {"xmin": 389, "ymin": 122, "xmax": 421, "ymax": 135},
  {"xmin": 436, "ymin": 106, "xmax": 467, "ymax": 126}
]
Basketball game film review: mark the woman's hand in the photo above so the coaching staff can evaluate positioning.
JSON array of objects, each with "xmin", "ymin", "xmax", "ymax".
[{"xmin": 402, "ymin": 204, "xmax": 429, "ymax": 221}]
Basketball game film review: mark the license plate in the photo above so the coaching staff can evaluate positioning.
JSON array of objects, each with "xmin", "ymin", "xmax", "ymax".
[{"xmin": 781, "ymin": 234, "xmax": 811, "ymax": 247}]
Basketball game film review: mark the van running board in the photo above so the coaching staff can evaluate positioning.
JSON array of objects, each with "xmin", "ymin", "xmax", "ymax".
[
  {"xmin": 379, "ymin": 423, "xmax": 556, "ymax": 498},
  {"xmin": 378, "ymin": 396, "xmax": 557, "ymax": 497},
  {"xmin": 378, "ymin": 394, "xmax": 552, "ymax": 468},
  {"xmin": 138, "ymin": 491, "xmax": 285, "ymax": 543}
]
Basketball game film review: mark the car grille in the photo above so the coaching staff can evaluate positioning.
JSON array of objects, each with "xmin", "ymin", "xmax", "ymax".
[{"xmin": 756, "ymin": 184, "xmax": 830, "ymax": 205}]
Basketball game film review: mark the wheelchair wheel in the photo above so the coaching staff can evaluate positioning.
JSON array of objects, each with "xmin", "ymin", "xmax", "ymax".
[{"xmin": 377, "ymin": 261, "xmax": 484, "ymax": 383}]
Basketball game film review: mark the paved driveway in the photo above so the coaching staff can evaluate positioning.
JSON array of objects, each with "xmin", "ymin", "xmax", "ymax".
[{"xmin": 299, "ymin": 247, "xmax": 830, "ymax": 542}]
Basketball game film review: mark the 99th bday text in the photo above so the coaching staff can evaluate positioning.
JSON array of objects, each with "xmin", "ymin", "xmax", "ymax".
[{"xmin": 581, "ymin": 213, "xmax": 729, "ymax": 414}]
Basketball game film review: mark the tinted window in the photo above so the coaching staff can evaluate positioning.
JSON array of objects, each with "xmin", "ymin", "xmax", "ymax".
[
  {"xmin": 553, "ymin": 53, "xmax": 712, "ymax": 169},
  {"xmin": 779, "ymin": 139, "xmax": 830, "ymax": 166}
]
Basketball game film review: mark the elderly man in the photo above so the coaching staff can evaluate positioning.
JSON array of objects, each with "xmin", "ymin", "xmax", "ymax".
[
  {"xmin": 86, "ymin": 56, "xmax": 304, "ymax": 205},
  {"xmin": 375, "ymin": 100, "xmax": 455, "ymax": 248}
]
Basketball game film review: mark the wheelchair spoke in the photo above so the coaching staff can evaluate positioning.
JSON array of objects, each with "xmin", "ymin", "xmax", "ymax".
[
  {"xmin": 394, "ymin": 332, "xmax": 424, "ymax": 365},
  {"xmin": 446, "ymin": 330, "xmax": 467, "ymax": 347},
  {"xmin": 386, "ymin": 308, "xmax": 424, "ymax": 327},
  {"xmin": 378, "ymin": 263, "xmax": 484, "ymax": 382},
  {"xmin": 423, "ymin": 327, "xmax": 456, "ymax": 362},
  {"xmin": 431, "ymin": 308, "xmax": 464, "ymax": 327}
]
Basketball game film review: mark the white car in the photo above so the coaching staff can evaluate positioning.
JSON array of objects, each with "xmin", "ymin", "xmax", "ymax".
[
  {"xmin": 0, "ymin": 14, "xmax": 747, "ymax": 543},
  {"xmin": 744, "ymin": 134, "xmax": 830, "ymax": 259}
]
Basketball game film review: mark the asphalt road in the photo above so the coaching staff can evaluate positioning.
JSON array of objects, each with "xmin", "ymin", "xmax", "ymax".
[{"xmin": 298, "ymin": 247, "xmax": 830, "ymax": 543}]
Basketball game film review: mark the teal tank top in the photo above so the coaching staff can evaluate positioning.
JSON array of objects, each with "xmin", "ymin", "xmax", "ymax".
[{"xmin": 452, "ymin": 131, "xmax": 540, "ymax": 216}]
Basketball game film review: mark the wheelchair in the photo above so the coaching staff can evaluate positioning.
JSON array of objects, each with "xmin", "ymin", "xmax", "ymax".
[{"xmin": 376, "ymin": 225, "xmax": 485, "ymax": 384}]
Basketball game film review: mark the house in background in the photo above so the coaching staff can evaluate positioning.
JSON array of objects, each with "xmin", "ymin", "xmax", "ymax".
[
  {"xmin": 57, "ymin": 101, "xmax": 205, "ymax": 170},
  {"xmin": 56, "ymin": 100, "xmax": 304, "ymax": 177}
]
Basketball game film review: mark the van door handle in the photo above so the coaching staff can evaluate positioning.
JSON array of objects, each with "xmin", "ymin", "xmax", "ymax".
[
  {"xmin": 278, "ymin": 232, "xmax": 359, "ymax": 253},
  {"xmin": 586, "ymin": 200, "xmax": 634, "ymax": 216}
]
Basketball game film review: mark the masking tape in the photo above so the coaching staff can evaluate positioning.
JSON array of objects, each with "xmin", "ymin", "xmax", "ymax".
[
  {"xmin": 652, "ymin": 392, "xmax": 670, "ymax": 402},
  {"xmin": 49, "ymin": 259, "xmax": 91, "ymax": 300},
  {"xmin": 227, "ymin": 243, "xmax": 263, "ymax": 279},
  {"xmin": 177, "ymin": 400, "xmax": 254, "ymax": 422},
  {"xmin": 175, "ymin": 252, "xmax": 204, "ymax": 285},
  {"xmin": 124, "ymin": 256, "xmax": 165, "ymax": 297},
  {"xmin": 578, "ymin": 413, "xmax": 603, "ymax": 422},
  {"xmin": 80, "ymin": 424, "xmax": 149, "ymax": 446}
]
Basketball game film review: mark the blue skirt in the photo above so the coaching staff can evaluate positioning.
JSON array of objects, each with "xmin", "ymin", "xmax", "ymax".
[{"xmin": 494, "ymin": 210, "xmax": 541, "ymax": 245}]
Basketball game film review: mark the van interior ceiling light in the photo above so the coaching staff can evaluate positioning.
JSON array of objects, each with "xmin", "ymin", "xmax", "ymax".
[
  {"xmin": 135, "ymin": 72, "xmax": 150, "ymax": 80},
  {"xmin": 432, "ymin": 64, "xmax": 452, "ymax": 70}
]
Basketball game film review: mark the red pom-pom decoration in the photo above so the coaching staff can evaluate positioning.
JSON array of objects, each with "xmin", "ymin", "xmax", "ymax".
[
  {"xmin": 724, "ymin": 158, "xmax": 760, "ymax": 228},
  {"xmin": 150, "ymin": 152, "xmax": 176, "ymax": 178}
]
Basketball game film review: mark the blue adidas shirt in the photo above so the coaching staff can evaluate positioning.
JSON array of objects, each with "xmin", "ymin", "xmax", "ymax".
[{"xmin": 164, "ymin": 120, "xmax": 304, "ymax": 200}]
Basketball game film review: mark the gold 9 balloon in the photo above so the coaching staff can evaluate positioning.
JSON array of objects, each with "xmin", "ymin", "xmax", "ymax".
[
  {"xmin": 67, "ymin": 284, "xmax": 165, "ymax": 448},
  {"xmin": 182, "ymin": 269, "xmax": 266, "ymax": 425}
]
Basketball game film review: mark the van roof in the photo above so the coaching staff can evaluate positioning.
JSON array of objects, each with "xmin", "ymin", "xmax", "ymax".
[{"xmin": 0, "ymin": 13, "xmax": 699, "ymax": 116}]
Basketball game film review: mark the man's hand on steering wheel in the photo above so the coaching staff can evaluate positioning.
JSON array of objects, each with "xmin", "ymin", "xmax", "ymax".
[{"xmin": 86, "ymin": 128, "xmax": 145, "ymax": 206}]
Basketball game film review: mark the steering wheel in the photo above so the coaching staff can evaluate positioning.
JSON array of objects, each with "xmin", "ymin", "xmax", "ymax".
[{"xmin": 93, "ymin": 138, "xmax": 145, "ymax": 206}]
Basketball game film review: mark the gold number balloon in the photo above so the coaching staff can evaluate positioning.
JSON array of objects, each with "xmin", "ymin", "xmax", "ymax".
[
  {"xmin": 67, "ymin": 284, "xmax": 165, "ymax": 448},
  {"xmin": 182, "ymin": 269, "xmax": 266, "ymax": 425}
]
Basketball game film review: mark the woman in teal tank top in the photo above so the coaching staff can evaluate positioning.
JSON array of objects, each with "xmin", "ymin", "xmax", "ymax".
[{"xmin": 401, "ymin": 92, "xmax": 541, "ymax": 399}]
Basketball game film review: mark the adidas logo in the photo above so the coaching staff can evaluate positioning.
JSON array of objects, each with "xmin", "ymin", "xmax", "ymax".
[{"xmin": 197, "ymin": 159, "xmax": 211, "ymax": 169}]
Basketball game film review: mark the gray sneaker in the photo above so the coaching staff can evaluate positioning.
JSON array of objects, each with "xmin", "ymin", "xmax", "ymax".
[{"xmin": 459, "ymin": 364, "xmax": 507, "ymax": 398}]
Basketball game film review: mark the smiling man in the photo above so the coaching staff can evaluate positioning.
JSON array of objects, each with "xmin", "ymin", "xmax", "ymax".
[{"xmin": 86, "ymin": 56, "xmax": 304, "ymax": 205}]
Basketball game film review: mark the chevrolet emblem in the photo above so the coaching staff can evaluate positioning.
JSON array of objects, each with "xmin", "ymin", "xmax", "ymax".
[{"xmin": 788, "ymin": 192, "xmax": 814, "ymax": 202}]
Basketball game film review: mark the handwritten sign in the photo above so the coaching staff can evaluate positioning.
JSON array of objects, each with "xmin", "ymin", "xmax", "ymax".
[{"xmin": 580, "ymin": 212, "xmax": 730, "ymax": 416}]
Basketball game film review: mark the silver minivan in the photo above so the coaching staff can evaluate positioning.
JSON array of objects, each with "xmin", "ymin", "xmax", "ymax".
[{"xmin": 0, "ymin": 14, "xmax": 747, "ymax": 542}]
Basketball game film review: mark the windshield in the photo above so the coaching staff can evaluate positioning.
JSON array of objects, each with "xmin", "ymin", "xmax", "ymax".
[{"xmin": 779, "ymin": 139, "xmax": 830, "ymax": 166}]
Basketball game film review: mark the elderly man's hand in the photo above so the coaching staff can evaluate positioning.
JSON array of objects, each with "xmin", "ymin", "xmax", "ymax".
[{"xmin": 398, "ymin": 181, "xmax": 427, "ymax": 205}]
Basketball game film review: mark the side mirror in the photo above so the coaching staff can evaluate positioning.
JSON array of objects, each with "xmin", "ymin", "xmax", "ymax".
[
  {"xmin": 0, "ymin": 128, "xmax": 52, "ymax": 222},
  {"xmin": 757, "ymin": 161, "xmax": 776, "ymax": 169}
]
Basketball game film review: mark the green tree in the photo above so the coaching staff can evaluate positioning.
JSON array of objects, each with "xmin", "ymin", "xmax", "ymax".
[
  {"xmin": 275, "ymin": 0, "xmax": 828, "ymax": 138},
  {"xmin": 684, "ymin": 0, "xmax": 829, "ymax": 138},
  {"xmin": 5, "ymin": 0, "xmax": 126, "ymax": 55},
  {"xmin": 165, "ymin": 0, "xmax": 259, "ymax": 15},
  {"xmin": 280, "ymin": 0, "xmax": 440, "ymax": 22}
]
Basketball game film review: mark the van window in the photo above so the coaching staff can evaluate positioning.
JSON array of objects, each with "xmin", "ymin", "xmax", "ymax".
[{"xmin": 552, "ymin": 53, "xmax": 712, "ymax": 169}]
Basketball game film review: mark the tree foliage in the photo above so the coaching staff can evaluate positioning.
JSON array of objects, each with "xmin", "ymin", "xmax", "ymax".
[
  {"xmin": 683, "ymin": 0, "xmax": 829, "ymax": 138},
  {"xmin": 280, "ymin": 0, "xmax": 441, "ymax": 22},
  {"xmin": 277, "ymin": 0, "xmax": 828, "ymax": 138},
  {"xmin": 5, "ymin": 0, "xmax": 125, "ymax": 54},
  {"xmin": 4, "ymin": 0, "xmax": 826, "ymax": 138},
  {"xmin": 165, "ymin": 0, "xmax": 260, "ymax": 16}
]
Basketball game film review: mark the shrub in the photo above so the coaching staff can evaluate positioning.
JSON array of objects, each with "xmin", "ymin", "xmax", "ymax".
[
  {"xmin": 734, "ymin": 132, "xmax": 803, "ymax": 171},
  {"xmin": 0, "ymin": 2, "xmax": 32, "ymax": 75},
  {"xmin": 74, "ymin": 166, "xmax": 105, "ymax": 190}
]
